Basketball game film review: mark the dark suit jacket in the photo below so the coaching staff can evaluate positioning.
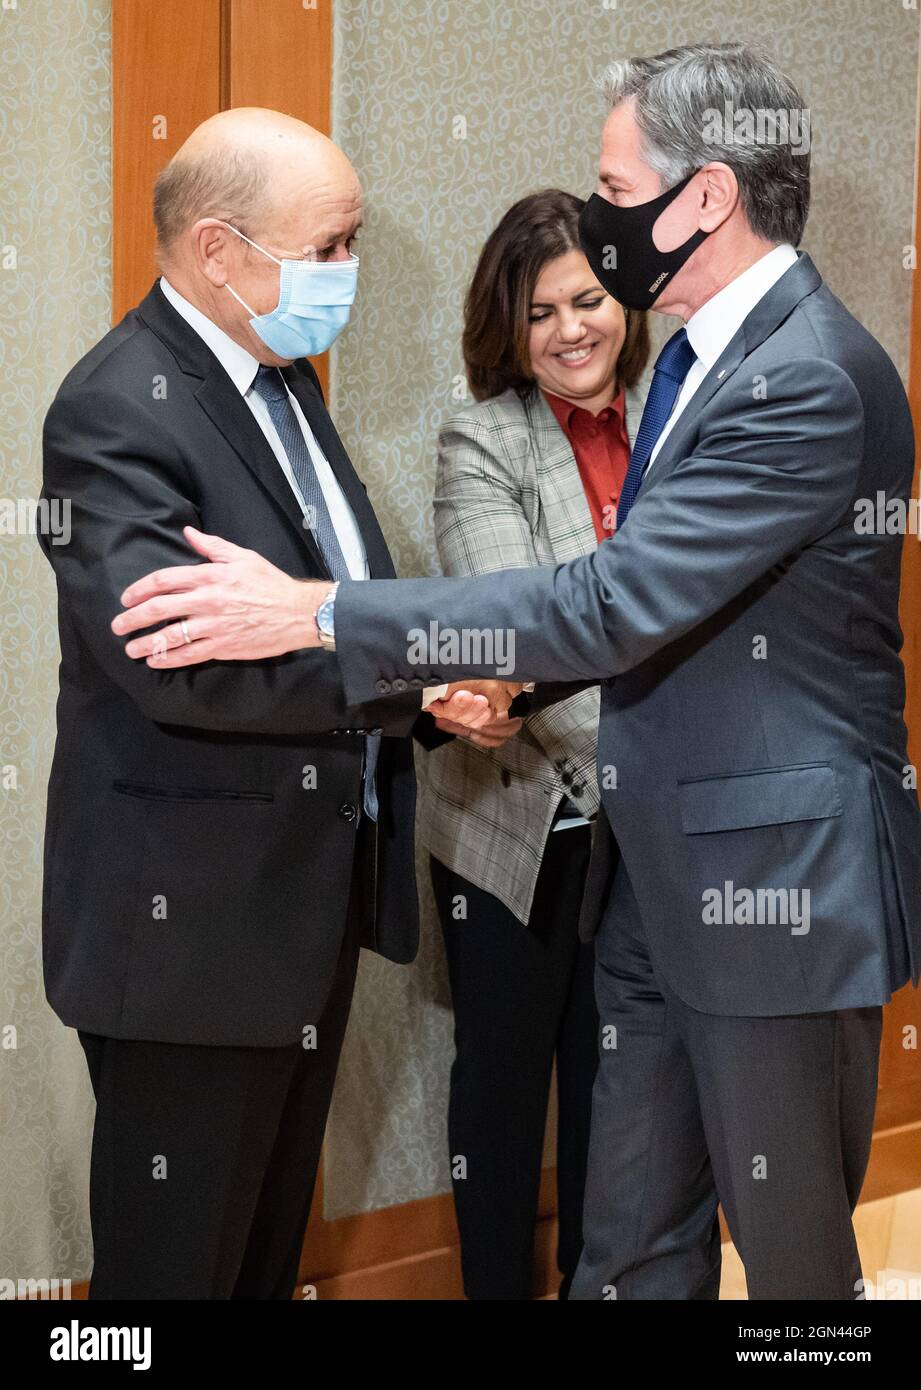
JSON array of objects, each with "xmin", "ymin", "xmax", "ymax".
[
  {"xmin": 39, "ymin": 281, "xmax": 438, "ymax": 1047},
  {"xmin": 332, "ymin": 251, "xmax": 921, "ymax": 1016}
]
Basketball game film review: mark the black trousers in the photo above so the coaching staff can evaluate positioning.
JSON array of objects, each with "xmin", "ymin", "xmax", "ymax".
[
  {"xmin": 571, "ymin": 860, "xmax": 883, "ymax": 1300},
  {"xmin": 78, "ymin": 866, "xmax": 363, "ymax": 1300},
  {"xmin": 431, "ymin": 823, "xmax": 598, "ymax": 1300}
]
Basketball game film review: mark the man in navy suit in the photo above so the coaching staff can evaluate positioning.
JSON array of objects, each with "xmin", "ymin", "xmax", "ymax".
[{"xmin": 114, "ymin": 47, "xmax": 920, "ymax": 1298}]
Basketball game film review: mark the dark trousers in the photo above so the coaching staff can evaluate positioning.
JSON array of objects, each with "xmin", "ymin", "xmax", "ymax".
[
  {"xmin": 431, "ymin": 823, "xmax": 598, "ymax": 1300},
  {"xmin": 78, "ymin": 883, "xmax": 362, "ymax": 1300},
  {"xmin": 571, "ymin": 860, "xmax": 883, "ymax": 1301}
]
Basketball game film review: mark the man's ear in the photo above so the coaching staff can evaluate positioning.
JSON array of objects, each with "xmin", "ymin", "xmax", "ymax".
[
  {"xmin": 192, "ymin": 218, "xmax": 235, "ymax": 288},
  {"xmin": 698, "ymin": 163, "xmax": 740, "ymax": 233}
]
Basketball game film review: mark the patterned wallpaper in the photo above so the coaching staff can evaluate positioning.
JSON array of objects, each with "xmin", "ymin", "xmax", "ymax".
[
  {"xmin": 324, "ymin": 0, "xmax": 920, "ymax": 1218},
  {"xmin": 0, "ymin": 0, "xmax": 918, "ymax": 1274},
  {"xmin": 0, "ymin": 0, "xmax": 111, "ymax": 1282}
]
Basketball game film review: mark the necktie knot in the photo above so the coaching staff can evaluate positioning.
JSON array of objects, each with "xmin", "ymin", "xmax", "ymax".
[
  {"xmin": 252, "ymin": 364, "xmax": 289, "ymax": 406},
  {"xmin": 654, "ymin": 326, "xmax": 697, "ymax": 383}
]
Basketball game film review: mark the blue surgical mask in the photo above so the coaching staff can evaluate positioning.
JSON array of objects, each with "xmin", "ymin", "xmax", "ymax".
[{"xmin": 223, "ymin": 224, "xmax": 358, "ymax": 359}]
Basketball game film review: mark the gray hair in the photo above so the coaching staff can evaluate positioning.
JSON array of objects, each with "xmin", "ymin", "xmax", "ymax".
[
  {"xmin": 598, "ymin": 42, "xmax": 810, "ymax": 246},
  {"xmin": 153, "ymin": 147, "xmax": 270, "ymax": 260}
]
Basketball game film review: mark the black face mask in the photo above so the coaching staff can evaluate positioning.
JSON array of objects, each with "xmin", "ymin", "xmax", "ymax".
[{"xmin": 578, "ymin": 171, "xmax": 710, "ymax": 311}]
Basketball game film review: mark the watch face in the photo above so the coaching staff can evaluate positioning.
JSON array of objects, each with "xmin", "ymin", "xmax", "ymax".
[{"xmin": 317, "ymin": 597, "xmax": 335, "ymax": 635}]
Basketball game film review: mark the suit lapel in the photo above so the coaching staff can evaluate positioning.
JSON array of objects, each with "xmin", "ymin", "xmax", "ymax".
[
  {"xmin": 640, "ymin": 250, "xmax": 824, "ymax": 489},
  {"xmin": 624, "ymin": 382, "xmax": 645, "ymax": 451},
  {"xmin": 137, "ymin": 282, "xmax": 329, "ymax": 573},
  {"xmin": 526, "ymin": 390, "xmax": 598, "ymax": 562},
  {"xmin": 641, "ymin": 332, "xmax": 748, "ymax": 483},
  {"xmin": 527, "ymin": 381, "xmax": 650, "ymax": 561},
  {"xmin": 137, "ymin": 282, "xmax": 397, "ymax": 580},
  {"xmin": 192, "ymin": 368, "xmax": 330, "ymax": 576}
]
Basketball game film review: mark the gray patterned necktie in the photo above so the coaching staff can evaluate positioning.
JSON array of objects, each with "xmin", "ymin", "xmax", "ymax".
[
  {"xmin": 251, "ymin": 365, "xmax": 379, "ymax": 820},
  {"xmin": 252, "ymin": 365, "xmax": 351, "ymax": 579}
]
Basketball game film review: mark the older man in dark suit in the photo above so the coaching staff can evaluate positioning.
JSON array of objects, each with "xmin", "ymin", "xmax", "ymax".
[{"xmin": 39, "ymin": 107, "xmax": 506, "ymax": 1300}]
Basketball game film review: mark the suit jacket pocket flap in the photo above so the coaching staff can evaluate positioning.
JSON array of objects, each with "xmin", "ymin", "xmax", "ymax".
[{"xmin": 678, "ymin": 764, "xmax": 842, "ymax": 834}]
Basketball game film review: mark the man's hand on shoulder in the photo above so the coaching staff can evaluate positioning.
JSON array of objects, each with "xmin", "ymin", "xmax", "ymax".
[
  {"xmin": 111, "ymin": 529, "xmax": 525, "ymax": 745},
  {"xmin": 111, "ymin": 526, "xmax": 329, "ymax": 664}
]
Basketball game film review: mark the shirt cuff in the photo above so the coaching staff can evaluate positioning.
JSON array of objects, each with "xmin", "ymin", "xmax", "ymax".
[{"xmin": 421, "ymin": 684, "xmax": 450, "ymax": 709}]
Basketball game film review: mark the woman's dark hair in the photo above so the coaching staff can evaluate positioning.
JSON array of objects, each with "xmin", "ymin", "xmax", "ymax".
[{"xmin": 462, "ymin": 188, "xmax": 650, "ymax": 403}]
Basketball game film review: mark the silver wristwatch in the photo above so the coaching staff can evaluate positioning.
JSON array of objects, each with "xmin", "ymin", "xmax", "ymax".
[{"xmin": 315, "ymin": 583, "xmax": 339, "ymax": 652}]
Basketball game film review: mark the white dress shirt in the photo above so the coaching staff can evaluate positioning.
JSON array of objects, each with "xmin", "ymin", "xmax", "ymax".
[
  {"xmin": 159, "ymin": 279, "xmax": 502, "ymax": 712},
  {"xmin": 159, "ymin": 276, "xmax": 369, "ymax": 580},
  {"xmin": 647, "ymin": 243, "xmax": 799, "ymax": 471}
]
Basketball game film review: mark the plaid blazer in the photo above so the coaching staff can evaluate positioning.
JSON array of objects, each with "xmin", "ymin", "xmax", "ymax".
[{"xmin": 416, "ymin": 381, "xmax": 646, "ymax": 923}]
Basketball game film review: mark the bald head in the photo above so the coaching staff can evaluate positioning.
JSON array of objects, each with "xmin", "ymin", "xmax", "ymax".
[
  {"xmin": 153, "ymin": 107, "xmax": 361, "ymax": 264},
  {"xmin": 151, "ymin": 107, "xmax": 363, "ymax": 365}
]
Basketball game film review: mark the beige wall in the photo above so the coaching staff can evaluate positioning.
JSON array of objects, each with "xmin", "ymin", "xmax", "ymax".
[
  {"xmin": 325, "ymin": 0, "xmax": 920, "ymax": 1218},
  {"xmin": 0, "ymin": 0, "xmax": 111, "ymax": 1281},
  {"xmin": 0, "ymin": 0, "xmax": 918, "ymax": 1274}
]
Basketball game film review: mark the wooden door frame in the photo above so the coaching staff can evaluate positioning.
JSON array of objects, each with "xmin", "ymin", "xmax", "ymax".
[{"xmin": 112, "ymin": 0, "xmax": 332, "ymax": 395}]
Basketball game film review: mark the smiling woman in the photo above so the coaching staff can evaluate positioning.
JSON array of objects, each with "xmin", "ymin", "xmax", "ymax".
[
  {"xmin": 409, "ymin": 187, "xmax": 651, "ymax": 1299},
  {"xmin": 462, "ymin": 187, "xmax": 649, "ymax": 410}
]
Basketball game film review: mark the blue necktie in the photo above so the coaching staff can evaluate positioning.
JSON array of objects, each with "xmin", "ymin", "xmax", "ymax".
[
  {"xmin": 616, "ymin": 328, "xmax": 697, "ymax": 529},
  {"xmin": 252, "ymin": 365, "xmax": 379, "ymax": 821}
]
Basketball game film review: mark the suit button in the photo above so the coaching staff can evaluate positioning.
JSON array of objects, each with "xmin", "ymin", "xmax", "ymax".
[
  {"xmin": 375, "ymin": 679, "xmax": 391, "ymax": 695},
  {"xmin": 369, "ymin": 727, "xmax": 383, "ymax": 736},
  {"xmin": 571, "ymin": 782, "xmax": 585, "ymax": 798},
  {"xmin": 562, "ymin": 772, "xmax": 573, "ymax": 786},
  {"xmin": 338, "ymin": 802, "xmax": 357, "ymax": 822},
  {"xmin": 409, "ymin": 676, "xmax": 423, "ymax": 688},
  {"xmin": 392, "ymin": 678, "xmax": 408, "ymax": 693},
  {"xmin": 500, "ymin": 769, "xmax": 512, "ymax": 788}
]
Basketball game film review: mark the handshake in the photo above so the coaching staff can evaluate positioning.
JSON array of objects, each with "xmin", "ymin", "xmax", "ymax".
[{"xmin": 425, "ymin": 681, "xmax": 527, "ymax": 749}]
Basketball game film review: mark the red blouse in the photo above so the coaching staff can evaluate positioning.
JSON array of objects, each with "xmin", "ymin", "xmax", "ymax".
[{"xmin": 542, "ymin": 386, "xmax": 631, "ymax": 542}]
